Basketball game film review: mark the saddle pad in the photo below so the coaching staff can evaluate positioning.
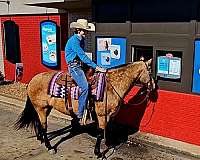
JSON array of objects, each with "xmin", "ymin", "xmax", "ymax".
[
  {"xmin": 48, "ymin": 72, "xmax": 106, "ymax": 101},
  {"xmin": 91, "ymin": 72, "xmax": 106, "ymax": 101}
]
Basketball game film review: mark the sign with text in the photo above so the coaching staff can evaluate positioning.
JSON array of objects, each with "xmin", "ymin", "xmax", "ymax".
[
  {"xmin": 40, "ymin": 20, "xmax": 58, "ymax": 68},
  {"xmin": 157, "ymin": 56, "xmax": 181, "ymax": 79},
  {"xmin": 156, "ymin": 50, "xmax": 182, "ymax": 82}
]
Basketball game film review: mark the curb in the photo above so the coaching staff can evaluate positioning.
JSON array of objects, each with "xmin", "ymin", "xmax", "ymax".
[
  {"xmin": 0, "ymin": 94, "xmax": 199, "ymax": 158},
  {"xmin": 130, "ymin": 132, "xmax": 200, "ymax": 159}
]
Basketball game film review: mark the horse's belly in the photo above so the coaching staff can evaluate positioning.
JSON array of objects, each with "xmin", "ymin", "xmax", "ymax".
[{"xmin": 49, "ymin": 97, "xmax": 79, "ymax": 115}]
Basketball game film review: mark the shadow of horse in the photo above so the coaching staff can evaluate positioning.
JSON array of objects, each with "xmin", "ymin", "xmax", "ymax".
[
  {"xmin": 102, "ymin": 84, "xmax": 159, "ymax": 158},
  {"xmin": 46, "ymin": 118, "xmax": 102, "ymax": 152}
]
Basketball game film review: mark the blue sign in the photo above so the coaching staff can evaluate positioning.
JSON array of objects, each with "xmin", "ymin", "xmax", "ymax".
[
  {"xmin": 157, "ymin": 56, "xmax": 181, "ymax": 79},
  {"xmin": 40, "ymin": 20, "xmax": 58, "ymax": 67},
  {"xmin": 157, "ymin": 56, "xmax": 169, "ymax": 75},
  {"xmin": 96, "ymin": 37, "xmax": 126, "ymax": 68},
  {"xmin": 192, "ymin": 40, "xmax": 200, "ymax": 94}
]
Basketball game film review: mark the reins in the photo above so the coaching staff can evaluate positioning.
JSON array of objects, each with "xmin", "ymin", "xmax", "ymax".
[
  {"xmin": 106, "ymin": 77, "xmax": 150, "ymax": 107},
  {"xmin": 104, "ymin": 61, "xmax": 153, "ymax": 107}
]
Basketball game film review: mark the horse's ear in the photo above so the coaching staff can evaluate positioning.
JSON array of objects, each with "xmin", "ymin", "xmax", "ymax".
[{"xmin": 145, "ymin": 58, "xmax": 152, "ymax": 66}]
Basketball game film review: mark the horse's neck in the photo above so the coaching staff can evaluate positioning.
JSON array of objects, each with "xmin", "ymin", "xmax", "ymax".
[{"xmin": 108, "ymin": 64, "xmax": 140, "ymax": 98}]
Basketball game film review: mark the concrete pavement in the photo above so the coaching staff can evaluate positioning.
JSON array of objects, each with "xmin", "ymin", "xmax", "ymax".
[{"xmin": 0, "ymin": 93, "xmax": 199, "ymax": 159}]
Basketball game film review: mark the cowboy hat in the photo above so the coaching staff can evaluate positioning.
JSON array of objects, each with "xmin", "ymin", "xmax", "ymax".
[{"xmin": 70, "ymin": 19, "xmax": 95, "ymax": 32}]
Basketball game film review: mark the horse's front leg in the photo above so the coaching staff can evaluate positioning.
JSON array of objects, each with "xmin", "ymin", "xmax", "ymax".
[{"xmin": 94, "ymin": 128, "xmax": 104, "ymax": 156}]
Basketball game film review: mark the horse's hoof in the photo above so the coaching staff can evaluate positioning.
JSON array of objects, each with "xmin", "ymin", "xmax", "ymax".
[
  {"xmin": 97, "ymin": 153, "xmax": 103, "ymax": 159},
  {"xmin": 48, "ymin": 148, "xmax": 56, "ymax": 154},
  {"xmin": 40, "ymin": 139, "xmax": 44, "ymax": 144}
]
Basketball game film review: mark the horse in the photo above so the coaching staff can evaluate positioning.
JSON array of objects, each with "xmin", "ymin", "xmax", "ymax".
[{"xmin": 15, "ymin": 59, "xmax": 155, "ymax": 157}]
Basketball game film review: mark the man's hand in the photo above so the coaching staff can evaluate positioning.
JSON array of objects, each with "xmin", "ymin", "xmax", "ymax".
[{"xmin": 96, "ymin": 66, "xmax": 107, "ymax": 73}]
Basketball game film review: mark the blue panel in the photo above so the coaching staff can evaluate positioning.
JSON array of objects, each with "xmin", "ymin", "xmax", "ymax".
[
  {"xmin": 192, "ymin": 40, "xmax": 200, "ymax": 93},
  {"xmin": 96, "ymin": 37, "xmax": 126, "ymax": 68},
  {"xmin": 40, "ymin": 20, "xmax": 58, "ymax": 67}
]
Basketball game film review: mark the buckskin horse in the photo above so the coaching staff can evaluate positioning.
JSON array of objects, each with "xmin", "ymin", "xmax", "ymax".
[{"xmin": 15, "ymin": 59, "xmax": 155, "ymax": 157}]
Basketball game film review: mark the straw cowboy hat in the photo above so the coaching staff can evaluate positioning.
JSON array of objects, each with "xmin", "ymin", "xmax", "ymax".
[{"xmin": 70, "ymin": 19, "xmax": 95, "ymax": 32}]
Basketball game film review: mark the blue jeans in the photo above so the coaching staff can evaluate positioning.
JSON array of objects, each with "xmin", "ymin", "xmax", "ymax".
[{"xmin": 69, "ymin": 64, "xmax": 88, "ymax": 119}]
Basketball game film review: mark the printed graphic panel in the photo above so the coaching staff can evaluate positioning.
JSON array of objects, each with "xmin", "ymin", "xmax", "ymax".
[
  {"xmin": 192, "ymin": 40, "xmax": 200, "ymax": 94},
  {"xmin": 40, "ymin": 20, "xmax": 58, "ymax": 67},
  {"xmin": 96, "ymin": 37, "xmax": 126, "ymax": 68}
]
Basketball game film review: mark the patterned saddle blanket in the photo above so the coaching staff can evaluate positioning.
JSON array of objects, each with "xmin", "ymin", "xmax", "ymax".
[{"xmin": 48, "ymin": 71, "xmax": 106, "ymax": 101}]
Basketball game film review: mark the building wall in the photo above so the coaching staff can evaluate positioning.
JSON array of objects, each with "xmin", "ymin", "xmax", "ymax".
[
  {"xmin": 0, "ymin": 11, "xmax": 94, "ymax": 83},
  {"xmin": 0, "ymin": 5, "xmax": 199, "ymax": 147},
  {"xmin": 0, "ymin": 15, "xmax": 67, "ymax": 83},
  {"xmin": 116, "ymin": 87, "xmax": 200, "ymax": 146},
  {"xmin": 96, "ymin": 22, "xmax": 200, "ymax": 146},
  {"xmin": 95, "ymin": 22, "xmax": 195, "ymax": 93},
  {"xmin": 68, "ymin": 11, "xmax": 93, "ymax": 52}
]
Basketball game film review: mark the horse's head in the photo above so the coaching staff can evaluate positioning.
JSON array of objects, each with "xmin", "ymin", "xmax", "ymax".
[{"xmin": 137, "ymin": 59, "xmax": 156, "ymax": 92}]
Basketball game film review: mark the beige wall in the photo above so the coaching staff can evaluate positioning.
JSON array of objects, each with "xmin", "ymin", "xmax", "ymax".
[{"xmin": 0, "ymin": 0, "xmax": 62, "ymax": 15}]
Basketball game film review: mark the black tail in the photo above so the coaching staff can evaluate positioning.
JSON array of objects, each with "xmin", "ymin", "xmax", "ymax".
[{"xmin": 15, "ymin": 96, "xmax": 40, "ymax": 130}]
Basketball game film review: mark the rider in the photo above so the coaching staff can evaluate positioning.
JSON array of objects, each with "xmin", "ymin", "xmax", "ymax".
[{"xmin": 65, "ymin": 19, "xmax": 107, "ymax": 124}]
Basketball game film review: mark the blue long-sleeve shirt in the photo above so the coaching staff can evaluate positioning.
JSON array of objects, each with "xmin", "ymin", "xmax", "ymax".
[{"xmin": 65, "ymin": 34, "xmax": 97, "ymax": 69}]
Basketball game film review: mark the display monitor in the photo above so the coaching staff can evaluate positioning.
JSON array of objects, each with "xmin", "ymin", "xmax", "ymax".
[{"xmin": 156, "ymin": 50, "xmax": 182, "ymax": 82}]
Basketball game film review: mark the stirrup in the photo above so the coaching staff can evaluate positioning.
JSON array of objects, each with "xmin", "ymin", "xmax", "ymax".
[{"xmin": 81, "ymin": 109, "xmax": 94, "ymax": 125}]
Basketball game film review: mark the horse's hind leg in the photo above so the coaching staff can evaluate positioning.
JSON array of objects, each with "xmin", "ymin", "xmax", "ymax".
[
  {"xmin": 37, "ymin": 106, "xmax": 54, "ymax": 152},
  {"xmin": 33, "ymin": 119, "xmax": 43, "ymax": 142}
]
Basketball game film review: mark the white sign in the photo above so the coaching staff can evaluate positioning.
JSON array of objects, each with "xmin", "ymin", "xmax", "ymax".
[
  {"xmin": 97, "ymin": 38, "xmax": 111, "ymax": 51},
  {"xmin": 169, "ymin": 59, "xmax": 181, "ymax": 76},
  {"xmin": 110, "ymin": 45, "xmax": 120, "ymax": 59},
  {"xmin": 101, "ymin": 52, "xmax": 111, "ymax": 65}
]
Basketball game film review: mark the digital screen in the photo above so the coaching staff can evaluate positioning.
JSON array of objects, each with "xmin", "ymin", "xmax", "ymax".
[
  {"xmin": 157, "ymin": 56, "xmax": 181, "ymax": 79},
  {"xmin": 40, "ymin": 20, "xmax": 58, "ymax": 67},
  {"xmin": 96, "ymin": 37, "xmax": 126, "ymax": 68}
]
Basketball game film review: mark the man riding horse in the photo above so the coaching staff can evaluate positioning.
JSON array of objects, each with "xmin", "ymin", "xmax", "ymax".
[
  {"xmin": 65, "ymin": 19, "xmax": 107, "ymax": 125},
  {"xmin": 15, "ymin": 19, "xmax": 156, "ymax": 157}
]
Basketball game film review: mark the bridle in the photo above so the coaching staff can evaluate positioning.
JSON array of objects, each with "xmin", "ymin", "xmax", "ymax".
[
  {"xmin": 144, "ymin": 62, "xmax": 155, "ymax": 93},
  {"xmin": 105, "ymin": 61, "xmax": 154, "ymax": 107},
  {"xmin": 106, "ymin": 77, "xmax": 150, "ymax": 107}
]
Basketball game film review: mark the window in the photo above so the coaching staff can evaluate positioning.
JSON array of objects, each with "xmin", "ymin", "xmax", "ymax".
[{"xmin": 131, "ymin": 45, "xmax": 153, "ymax": 62}]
